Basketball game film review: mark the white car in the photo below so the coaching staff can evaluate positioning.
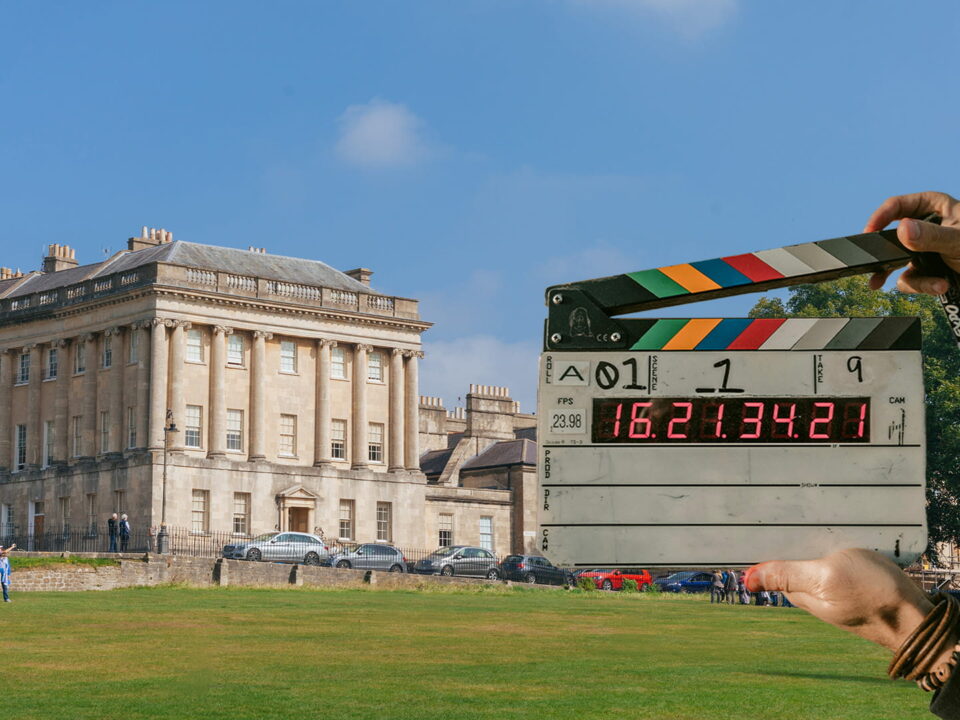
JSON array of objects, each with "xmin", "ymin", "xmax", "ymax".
[{"xmin": 222, "ymin": 532, "xmax": 329, "ymax": 565}]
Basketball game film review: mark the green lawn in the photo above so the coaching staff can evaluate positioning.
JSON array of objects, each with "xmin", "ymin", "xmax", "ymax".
[{"xmin": 2, "ymin": 586, "xmax": 931, "ymax": 720}]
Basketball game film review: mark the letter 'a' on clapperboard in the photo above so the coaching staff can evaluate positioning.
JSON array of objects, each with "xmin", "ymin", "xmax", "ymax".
[{"xmin": 537, "ymin": 220, "xmax": 960, "ymax": 569}]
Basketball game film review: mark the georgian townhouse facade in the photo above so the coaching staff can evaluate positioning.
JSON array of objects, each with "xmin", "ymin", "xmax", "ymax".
[{"xmin": 0, "ymin": 229, "xmax": 540, "ymax": 556}]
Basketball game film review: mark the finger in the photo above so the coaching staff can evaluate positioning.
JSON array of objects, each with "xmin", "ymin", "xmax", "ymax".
[
  {"xmin": 744, "ymin": 559, "xmax": 820, "ymax": 594},
  {"xmin": 896, "ymin": 265, "xmax": 949, "ymax": 296},
  {"xmin": 863, "ymin": 191, "xmax": 956, "ymax": 232},
  {"xmin": 869, "ymin": 268, "xmax": 897, "ymax": 290},
  {"xmin": 898, "ymin": 218, "xmax": 960, "ymax": 260}
]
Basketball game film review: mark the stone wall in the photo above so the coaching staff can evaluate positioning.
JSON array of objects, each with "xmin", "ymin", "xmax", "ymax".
[{"xmin": 6, "ymin": 553, "xmax": 555, "ymax": 592}]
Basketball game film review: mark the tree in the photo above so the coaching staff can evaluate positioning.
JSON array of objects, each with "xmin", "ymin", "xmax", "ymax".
[{"xmin": 749, "ymin": 276, "xmax": 960, "ymax": 561}]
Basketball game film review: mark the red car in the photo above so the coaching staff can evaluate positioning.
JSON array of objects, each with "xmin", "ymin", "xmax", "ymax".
[{"xmin": 578, "ymin": 568, "xmax": 653, "ymax": 591}]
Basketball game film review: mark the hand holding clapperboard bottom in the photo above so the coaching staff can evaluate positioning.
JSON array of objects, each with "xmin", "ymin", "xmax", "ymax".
[{"xmin": 538, "ymin": 191, "xmax": 960, "ymax": 717}]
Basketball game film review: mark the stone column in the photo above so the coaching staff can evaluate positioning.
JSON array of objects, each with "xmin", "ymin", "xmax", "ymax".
[
  {"xmin": 208, "ymin": 325, "xmax": 231, "ymax": 458},
  {"xmin": 0, "ymin": 350, "xmax": 9, "ymax": 471},
  {"xmin": 351, "ymin": 344, "xmax": 370, "ymax": 470},
  {"xmin": 53, "ymin": 339, "xmax": 70, "ymax": 463},
  {"xmin": 25, "ymin": 344, "xmax": 41, "ymax": 468},
  {"xmin": 81, "ymin": 333, "xmax": 98, "ymax": 459},
  {"xmin": 149, "ymin": 319, "xmax": 171, "ymax": 450},
  {"xmin": 403, "ymin": 351, "xmax": 422, "ymax": 470},
  {"xmin": 313, "ymin": 339, "xmax": 335, "ymax": 467},
  {"xmin": 249, "ymin": 330, "xmax": 272, "ymax": 460},
  {"xmin": 388, "ymin": 348, "xmax": 405, "ymax": 471},
  {"xmin": 104, "ymin": 327, "xmax": 123, "ymax": 455},
  {"xmin": 167, "ymin": 321, "xmax": 190, "ymax": 452},
  {"xmin": 133, "ymin": 321, "xmax": 151, "ymax": 450}
]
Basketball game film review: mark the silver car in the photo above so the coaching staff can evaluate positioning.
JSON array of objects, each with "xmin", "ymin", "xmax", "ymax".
[
  {"xmin": 222, "ymin": 532, "xmax": 329, "ymax": 565},
  {"xmin": 328, "ymin": 543, "xmax": 407, "ymax": 572},
  {"xmin": 414, "ymin": 546, "xmax": 500, "ymax": 579}
]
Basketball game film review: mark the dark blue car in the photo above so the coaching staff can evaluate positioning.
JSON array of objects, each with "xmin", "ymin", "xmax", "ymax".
[{"xmin": 654, "ymin": 571, "xmax": 714, "ymax": 593}]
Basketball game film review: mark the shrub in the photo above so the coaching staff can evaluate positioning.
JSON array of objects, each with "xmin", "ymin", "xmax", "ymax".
[
  {"xmin": 644, "ymin": 581, "xmax": 662, "ymax": 595},
  {"xmin": 621, "ymin": 578, "xmax": 639, "ymax": 593},
  {"xmin": 576, "ymin": 577, "xmax": 597, "ymax": 591}
]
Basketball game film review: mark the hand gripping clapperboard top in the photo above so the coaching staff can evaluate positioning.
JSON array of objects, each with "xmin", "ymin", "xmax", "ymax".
[{"xmin": 537, "ymin": 220, "xmax": 959, "ymax": 570}]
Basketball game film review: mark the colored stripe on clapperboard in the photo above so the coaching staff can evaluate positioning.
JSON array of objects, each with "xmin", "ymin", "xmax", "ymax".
[
  {"xmin": 630, "ymin": 317, "xmax": 920, "ymax": 351},
  {"xmin": 627, "ymin": 232, "xmax": 907, "ymax": 301}
]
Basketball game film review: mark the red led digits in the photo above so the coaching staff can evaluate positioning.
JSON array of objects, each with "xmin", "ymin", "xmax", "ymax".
[
  {"xmin": 808, "ymin": 402, "xmax": 835, "ymax": 440},
  {"xmin": 590, "ymin": 397, "xmax": 870, "ymax": 444},
  {"xmin": 701, "ymin": 402, "xmax": 725, "ymax": 439},
  {"xmin": 771, "ymin": 402, "xmax": 797, "ymax": 440},
  {"xmin": 666, "ymin": 402, "xmax": 693, "ymax": 439},
  {"xmin": 739, "ymin": 402, "xmax": 764, "ymax": 439},
  {"xmin": 628, "ymin": 402, "xmax": 653, "ymax": 439},
  {"xmin": 841, "ymin": 401, "xmax": 868, "ymax": 439}
]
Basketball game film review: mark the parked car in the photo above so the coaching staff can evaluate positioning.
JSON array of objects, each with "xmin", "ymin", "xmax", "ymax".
[
  {"xmin": 414, "ymin": 546, "xmax": 501, "ymax": 578},
  {"xmin": 579, "ymin": 568, "xmax": 653, "ymax": 591},
  {"xmin": 328, "ymin": 543, "xmax": 408, "ymax": 572},
  {"xmin": 654, "ymin": 571, "xmax": 714, "ymax": 593},
  {"xmin": 222, "ymin": 532, "xmax": 329, "ymax": 565},
  {"xmin": 499, "ymin": 555, "xmax": 571, "ymax": 586}
]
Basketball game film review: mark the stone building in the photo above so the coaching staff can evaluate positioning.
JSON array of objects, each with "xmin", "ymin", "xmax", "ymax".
[
  {"xmin": 0, "ymin": 229, "xmax": 538, "ymax": 556},
  {"xmin": 418, "ymin": 385, "xmax": 538, "ymax": 554}
]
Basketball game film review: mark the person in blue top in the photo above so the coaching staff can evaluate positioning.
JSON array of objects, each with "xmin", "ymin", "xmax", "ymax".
[{"xmin": 0, "ymin": 543, "xmax": 17, "ymax": 603}]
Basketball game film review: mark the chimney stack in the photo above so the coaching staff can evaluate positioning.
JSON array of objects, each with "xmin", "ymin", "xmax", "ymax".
[
  {"xmin": 0, "ymin": 267, "xmax": 24, "ymax": 281},
  {"xmin": 345, "ymin": 268, "xmax": 373, "ymax": 287},
  {"xmin": 128, "ymin": 226, "xmax": 174, "ymax": 252},
  {"xmin": 42, "ymin": 243, "xmax": 79, "ymax": 273}
]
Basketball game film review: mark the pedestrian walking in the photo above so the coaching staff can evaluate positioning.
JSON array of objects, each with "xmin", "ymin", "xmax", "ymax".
[
  {"xmin": 107, "ymin": 513, "xmax": 118, "ymax": 553},
  {"xmin": 0, "ymin": 543, "xmax": 15, "ymax": 603},
  {"xmin": 724, "ymin": 568, "xmax": 738, "ymax": 604},
  {"xmin": 711, "ymin": 570, "xmax": 724, "ymax": 604},
  {"xmin": 119, "ymin": 514, "xmax": 131, "ymax": 552}
]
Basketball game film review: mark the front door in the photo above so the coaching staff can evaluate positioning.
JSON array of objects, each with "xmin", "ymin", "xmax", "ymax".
[
  {"xmin": 288, "ymin": 507, "xmax": 309, "ymax": 533},
  {"xmin": 34, "ymin": 512, "xmax": 45, "ymax": 550}
]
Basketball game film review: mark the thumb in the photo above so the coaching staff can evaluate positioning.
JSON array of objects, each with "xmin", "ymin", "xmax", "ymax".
[
  {"xmin": 745, "ymin": 559, "xmax": 819, "ymax": 594},
  {"xmin": 898, "ymin": 218, "xmax": 960, "ymax": 260}
]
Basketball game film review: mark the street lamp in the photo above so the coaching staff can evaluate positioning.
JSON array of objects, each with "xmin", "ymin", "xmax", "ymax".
[{"xmin": 157, "ymin": 409, "xmax": 178, "ymax": 554}]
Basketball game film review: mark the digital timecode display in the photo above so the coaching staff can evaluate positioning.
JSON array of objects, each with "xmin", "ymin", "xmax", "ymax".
[{"xmin": 592, "ymin": 397, "xmax": 871, "ymax": 444}]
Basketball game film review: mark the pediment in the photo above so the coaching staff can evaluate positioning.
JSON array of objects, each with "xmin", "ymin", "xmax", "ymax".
[{"xmin": 277, "ymin": 484, "xmax": 320, "ymax": 501}]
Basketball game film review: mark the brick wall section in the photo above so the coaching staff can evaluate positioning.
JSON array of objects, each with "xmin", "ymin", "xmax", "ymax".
[{"xmin": 5, "ymin": 554, "xmax": 557, "ymax": 592}]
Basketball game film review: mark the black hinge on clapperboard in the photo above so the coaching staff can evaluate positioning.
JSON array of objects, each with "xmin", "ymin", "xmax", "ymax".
[{"xmin": 544, "ymin": 214, "xmax": 960, "ymax": 352}]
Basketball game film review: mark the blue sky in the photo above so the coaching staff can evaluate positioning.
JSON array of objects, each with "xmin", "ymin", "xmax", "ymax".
[{"xmin": 1, "ymin": 2, "xmax": 958, "ymax": 411}]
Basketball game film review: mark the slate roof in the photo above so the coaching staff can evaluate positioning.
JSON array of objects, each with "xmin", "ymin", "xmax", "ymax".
[
  {"xmin": 5, "ymin": 241, "xmax": 378, "ymax": 298},
  {"xmin": 461, "ymin": 439, "xmax": 537, "ymax": 471},
  {"xmin": 420, "ymin": 448, "xmax": 455, "ymax": 477}
]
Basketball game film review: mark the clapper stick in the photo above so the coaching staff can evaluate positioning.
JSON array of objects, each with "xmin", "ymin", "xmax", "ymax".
[{"xmin": 545, "ymin": 217, "xmax": 960, "ymax": 352}]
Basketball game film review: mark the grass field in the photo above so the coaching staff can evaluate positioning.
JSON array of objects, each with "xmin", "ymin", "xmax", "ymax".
[{"xmin": 3, "ymin": 585, "xmax": 932, "ymax": 720}]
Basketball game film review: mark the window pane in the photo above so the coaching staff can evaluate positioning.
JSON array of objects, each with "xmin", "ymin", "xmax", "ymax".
[
  {"xmin": 185, "ymin": 405, "xmax": 202, "ymax": 448},
  {"xmin": 280, "ymin": 341, "xmax": 297, "ymax": 373},
  {"xmin": 226, "ymin": 410, "xmax": 243, "ymax": 451},
  {"xmin": 75, "ymin": 342, "xmax": 85, "ymax": 374},
  {"xmin": 368, "ymin": 422, "xmax": 384, "ymax": 463},
  {"xmin": 331, "ymin": 347, "xmax": 346, "ymax": 379},
  {"xmin": 191, "ymin": 489, "xmax": 209, "ymax": 533},
  {"xmin": 479, "ymin": 516, "xmax": 493, "ymax": 551},
  {"xmin": 227, "ymin": 335, "xmax": 244, "ymax": 365},
  {"xmin": 331, "ymin": 419, "xmax": 346, "ymax": 460},
  {"xmin": 187, "ymin": 330, "xmax": 203, "ymax": 363},
  {"xmin": 339, "ymin": 499, "xmax": 354, "ymax": 540},
  {"xmin": 47, "ymin": 348, "xmax": 58, "ymax": 379},
  {"xmin": 279, "ymin": 414, "xmax": 296, "ymax": 455},
  {"xmin": 129, "ymin": 331, "xmax": 139, "ymax": 363},
  {"xmin": 367, "ymin": 351, "xmax": 382, "ymax": 381},
  {"xmin": 376, "ymin": 502, "xmax": 392, "ymax": 542},
  {"xmin": 102, "ymin": 337, "xmax": 112, "ymax": 368},
  {"xmin": 233, "ymin": 492, "xmax": 250, "ymax": 535},
  {"xmin": 438, "ymin": 513, "xmax": 453, "ymax": 547}
]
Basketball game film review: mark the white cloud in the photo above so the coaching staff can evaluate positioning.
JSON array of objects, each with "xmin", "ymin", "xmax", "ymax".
[
  {"xmin": 335, "ymin": 99, "xmax": 429, "ymax": 168},
  {"xmin": 420, "ymin": 335, "xmax": 541, "ymax": 415},
  {"xmin": 536, "ymin": 240, "xmax": 638, "ymax": 287},
  {"xmin": 572, "ymin": 0, "xmax": 737, "ymax": 38}
]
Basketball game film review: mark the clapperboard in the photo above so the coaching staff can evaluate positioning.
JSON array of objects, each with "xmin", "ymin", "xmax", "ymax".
[{"xmin": 537, "ymin": 226, "xmax": 934, "ymax": 568}]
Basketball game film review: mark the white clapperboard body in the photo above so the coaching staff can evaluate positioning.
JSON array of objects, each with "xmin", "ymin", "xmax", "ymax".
[{"xmin": 537, "ymin": 227, "xmax": 928, "ymax": 568}]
